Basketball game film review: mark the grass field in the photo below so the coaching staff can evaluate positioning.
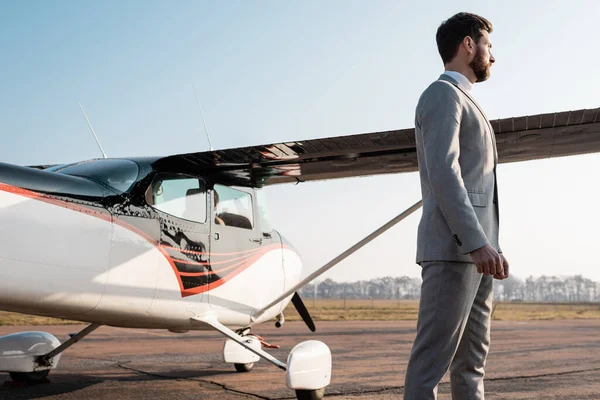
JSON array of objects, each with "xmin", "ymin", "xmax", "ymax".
[
  {"xmin": 2, "ymin": 300, "xmax": 600, "ymax": 326},
  {"xmin": 0, "ymin": 312, "xmax": 80, "ymax": 326},
  {"xmin": 281, "ymin": 299, "xmax": 600, "ymax": 321}
]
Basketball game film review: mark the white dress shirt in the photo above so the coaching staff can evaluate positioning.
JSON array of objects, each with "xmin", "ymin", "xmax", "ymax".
[{"xmin": 443, "ymin": 70, "xmax": 473, "ymax": 93}]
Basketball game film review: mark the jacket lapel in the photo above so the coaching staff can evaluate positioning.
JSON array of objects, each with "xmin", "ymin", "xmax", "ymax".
[{"xmin": 438, "ymin": 74, "xmax": 498, "ymax": 163}]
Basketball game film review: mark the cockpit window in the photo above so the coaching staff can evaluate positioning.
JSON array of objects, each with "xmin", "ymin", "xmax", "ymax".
[
  {"xmin": 214, "ymin": 184, "xmax": 254, "ymax": 230},
  {"xmin": 50, "ymin": 159, "xmax": 139, "ymax": 193},
  {"xmin": 147, "ymin": 174, "xmax": 207, "ymax": 224},
  {"xmin": 256, "ymin": 188, "xmax": 273, "ymax": 233}
]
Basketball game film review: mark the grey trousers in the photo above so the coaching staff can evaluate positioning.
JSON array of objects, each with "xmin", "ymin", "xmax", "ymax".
[{"xmin": 404, "ymin": 261, "xmax": 493, "ymax": 400}]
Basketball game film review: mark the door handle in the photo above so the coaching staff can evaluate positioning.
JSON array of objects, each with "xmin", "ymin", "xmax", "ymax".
[
  {"xmin": 249, "ymin": 238, "xmax": 262, "ymax": 244},
  {"xmin": 214, "ymin": 232, "xmax": 220, "ymax": 241}
]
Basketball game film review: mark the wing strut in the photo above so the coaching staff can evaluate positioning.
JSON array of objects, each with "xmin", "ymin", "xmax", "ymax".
[
  {"xmin": 36, "ymin": 323, "xmax": 101, "ymax": 367},
  {"xmin": 191, "ymin": 316, "xmax": 287, "ymax": 371},
  {"xmin": 252, "ymin": 199, "xmax": 423, "ymax": 321}
]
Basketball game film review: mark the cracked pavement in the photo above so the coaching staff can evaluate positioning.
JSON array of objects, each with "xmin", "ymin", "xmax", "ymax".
[{"xmin": 1, "ymin": 320, "xmax": 600, "ymax": 399}]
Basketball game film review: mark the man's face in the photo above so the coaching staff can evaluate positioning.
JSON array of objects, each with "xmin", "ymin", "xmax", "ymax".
[{"xmin": 469, "ymin": 30, "xmax": 495, "ymax": 82}]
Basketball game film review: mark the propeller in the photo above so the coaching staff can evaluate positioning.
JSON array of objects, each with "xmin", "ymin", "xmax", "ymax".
[{"xmin": 291, "ymin": 292, "xmax": 316, "ymax": 332}]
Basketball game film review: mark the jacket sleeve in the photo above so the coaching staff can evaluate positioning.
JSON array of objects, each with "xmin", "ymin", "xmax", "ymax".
[{"xmin": 417, "ymin": 82, "xmax": 489, "ymax": 254}]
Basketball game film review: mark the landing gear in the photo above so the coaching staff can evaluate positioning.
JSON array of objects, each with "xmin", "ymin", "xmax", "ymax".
[
  {"xmin": 223, "ymin": 330, "xmax": 261, "ymax": 372},
  {"xmin": 35, "ymin": 323, "xmax": 101, "ymax": 369},
  {"xmin": 0, "ymin": 331, "xmax": 61, "ymax": 385},
  {"xmin": 234, "ymin": 362, "xmax": 255, "ymax": 373},
  {"xmin": 0, "ymin": 324, "xmax": 102, "ymax": 386},
  {"xmin": 295, "ymin": 388, "xmax": 325, "ymax": 400},
  {"xmin": 9, "ymin": 370, "xmax": 50, "ymax": 384},
  {"xmin": 194, "ymin": 317, "xmax": 332, "ymax": 400},
  {"xmin": 223, "ymin": 328, "xmax": 282, "ymax": 373}
]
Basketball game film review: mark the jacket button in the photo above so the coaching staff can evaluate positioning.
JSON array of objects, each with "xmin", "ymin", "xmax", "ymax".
[{"xmin": 453, "ymin": 234, "xmax": 462, "ymax": 246}]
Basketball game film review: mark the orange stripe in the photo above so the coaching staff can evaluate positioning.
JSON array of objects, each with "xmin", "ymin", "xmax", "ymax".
[
  {"xmin": 180, "ymin": 246, "xmax": 281, "ymax": 296},
  {"xmin": 175, "ymin": 243, "xmax": 281, "ymax": 273},
  {"xmin": 0, "ymin": 181, "xmax": 184, "ymax": 296},
  {"xmin": 161, "ymin": 244, "xmax": 264, "ymax": 257},
  {"xmin": 170, "ymin": 253, "xmax": 246, "ymax": 267},
  {"xmin": 0, "ymin": 182, "xmax": 112, "ymax": 223},
  {"xmin": 172, "ymin": 246, "xmax": 273, "ymax": 267},
  {"xmin": 173, "ymin": 252, "xmax": 249, "ymax": 267},
  {"xmin": 172, "ymin": 258, "xmax": 209, "ymax": 267},
  {"xmin": 111, "ymin": 218, "xmax": 182, "ymax": 293},
  {"xmin": 177, "ymin": 257, "xmax": 248, "ymax": 277},
  {"xmin": 0, "ymin": 181, "xmax": 289, "ymax": 299}
]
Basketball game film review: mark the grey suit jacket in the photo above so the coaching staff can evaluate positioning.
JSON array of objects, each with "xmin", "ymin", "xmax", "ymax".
[{"xmin": 415, "ymin": 74, "xmax": 501, "ymax": 264}]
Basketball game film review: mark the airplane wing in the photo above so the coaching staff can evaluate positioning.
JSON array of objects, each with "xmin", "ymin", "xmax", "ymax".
[{"xmin": 154, "ymin": 107, "xmax": 600, "ymax": 187}]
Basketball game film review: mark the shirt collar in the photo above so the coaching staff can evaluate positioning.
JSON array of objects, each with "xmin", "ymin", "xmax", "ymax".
[{"xmin": 443, "ymin": 70, "xmax": 473, "ymax": 93}]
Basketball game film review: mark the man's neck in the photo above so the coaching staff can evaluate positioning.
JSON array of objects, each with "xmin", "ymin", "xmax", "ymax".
[
  {"xmin": 444, "ymin": 64, "xmax": 476, "ymax": 84},
  {"xmin": 443, "ymin": 70, "xmax": 473, "ymax": 93}
]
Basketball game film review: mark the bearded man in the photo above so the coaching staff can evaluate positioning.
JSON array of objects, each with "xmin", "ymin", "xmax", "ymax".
[{"xmin": 403, "ymin": 12, "xmax": 509, "ymax": 400}]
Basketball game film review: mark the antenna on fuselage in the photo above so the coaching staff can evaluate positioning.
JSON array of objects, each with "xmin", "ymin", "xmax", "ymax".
[
  {"xmin": 192, "ymin": 84, "xmax": 214, "ymax": 151},
  {"xmin": 78, "ymin": 102, "xmax": 108, "ymax": 159}
]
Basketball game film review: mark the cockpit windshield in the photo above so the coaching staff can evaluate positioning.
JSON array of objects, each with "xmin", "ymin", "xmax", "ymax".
[{"xmin": 47, "ymin": 159, "xmax": 139, "ymax": 193}]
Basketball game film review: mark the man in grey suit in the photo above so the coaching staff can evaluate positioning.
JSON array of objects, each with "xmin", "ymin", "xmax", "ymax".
[{"xmin": 404, "ymin": 13, "xmax": 509, "ymax": 400}]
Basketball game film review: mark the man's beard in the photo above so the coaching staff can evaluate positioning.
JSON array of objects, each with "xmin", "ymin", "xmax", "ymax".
[{"xmin": 469, "ymin": 48, "xmax": 491, "ymax": 82}]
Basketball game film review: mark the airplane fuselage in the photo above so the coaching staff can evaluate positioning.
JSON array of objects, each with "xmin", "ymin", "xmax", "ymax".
[{"xmin": 0, "ymin": 158, "xmax": 303, "ymax": 331}]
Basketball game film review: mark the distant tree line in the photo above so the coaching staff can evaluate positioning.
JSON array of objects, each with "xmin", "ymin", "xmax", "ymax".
[
  {"xmin": 494, "ymin": 275, "xmax": 600, "ymax": 302},
  {"xmin": 299, "ymin": 277, "xmax": 422, "ymax": 300},
  {"xmin": 299, "ymin": 275, "xmax": 600, "ymax": 302}
]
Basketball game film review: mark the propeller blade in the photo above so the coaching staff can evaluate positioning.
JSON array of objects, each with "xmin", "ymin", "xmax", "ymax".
[{"xmin": 291, "ymin": 292, "xmax": 316, "ymax": 332}]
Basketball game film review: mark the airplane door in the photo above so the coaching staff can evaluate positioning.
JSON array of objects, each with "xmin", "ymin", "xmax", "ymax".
[
  {"xmin": 148, "ymin": 174, "xmax": 212, "ymax": 303},
  {"xmin": 208, "ymin": 184, "xmax": 284, "ymax": 315}
]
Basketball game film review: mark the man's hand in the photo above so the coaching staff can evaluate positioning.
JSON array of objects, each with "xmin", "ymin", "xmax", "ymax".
[
  {"xmin": 470, "ymin": 244, "xmax": 503, "ymax": 276},
  {"xmin": 493, "ymin": 253, "xmax": 509, "ymax": 280}
]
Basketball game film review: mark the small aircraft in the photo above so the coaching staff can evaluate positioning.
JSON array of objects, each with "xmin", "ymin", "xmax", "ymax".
[{"xmin": 0, "ymin": 106, "xmax": 599, "ymax": 400}]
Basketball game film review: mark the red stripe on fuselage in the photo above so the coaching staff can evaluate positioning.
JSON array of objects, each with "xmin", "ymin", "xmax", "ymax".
[
  {"xmin": 0, "ymin": 181, "xmax": 184, "ymax": 295},
  {"xmin": 0, "ymin": 182, "xmax": 112, "ymax": 223},
  {"xmin": 176, "ymin": 243, "xmax": 281, "ymax": 277},
  {"xmin": 162, "ymin": 244, "xmax": 266, "ymax": 257},
  {"xmin": 0, "ymin": 182, "xmax": 288, "ymax": 298},
  {"xmin": 180, "ymin": 243, "xmax": 285, "ymax": 297},
  {"xmin": 169, "ymin": 247, "xmax": 270, "ymax": 267}
]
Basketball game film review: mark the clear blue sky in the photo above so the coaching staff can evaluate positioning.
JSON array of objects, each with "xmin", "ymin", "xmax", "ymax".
[{"xmin": 2, "ymin": 1, "xmax": 599, "ymax": 282}]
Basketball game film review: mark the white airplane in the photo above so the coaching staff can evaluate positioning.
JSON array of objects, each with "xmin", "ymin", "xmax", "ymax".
[{"xmin": 0, "ymin": 107, "xmax": 599, "ymax": 400}]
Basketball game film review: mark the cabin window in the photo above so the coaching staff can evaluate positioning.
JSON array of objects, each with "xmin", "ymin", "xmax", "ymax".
[
  {"xmin": 256, "ymin": 188, "xmax": 273, "ymax": 233},
  {"xmin": 213, "ymin": 184, "xmax": 254, "ymax": 230},
  {"xmin": 147, "ymin": 175, "xmax": 207, "ymax": 223}
]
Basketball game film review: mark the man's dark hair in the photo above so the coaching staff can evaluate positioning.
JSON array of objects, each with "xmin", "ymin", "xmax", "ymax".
[{"xmin": 436, "ymin": 12, "xmax": 493, "ymax": 64}]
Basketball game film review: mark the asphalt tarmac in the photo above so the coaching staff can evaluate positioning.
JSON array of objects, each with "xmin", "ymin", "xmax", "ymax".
[{"xmin": 1, "ymin": 320, "xmax": 599, "ymax": 399}]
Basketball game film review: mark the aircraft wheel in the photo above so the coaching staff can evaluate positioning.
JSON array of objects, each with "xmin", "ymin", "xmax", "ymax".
[
  {"xmin": 295, "ymin": 388, "xmax": 325, "ymax": 400},
  {"xmin": 234, "ymin": 362, "xmax": 254, "ymax": 373},
  {"xmin": 9, "ymin": 370, "xmax": 50, "ymax": 383}
]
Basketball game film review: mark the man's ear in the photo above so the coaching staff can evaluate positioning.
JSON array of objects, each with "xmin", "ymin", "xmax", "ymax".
[{"xmin": 463, "ymin": 36, "xmax": 475, "ymax": 54}]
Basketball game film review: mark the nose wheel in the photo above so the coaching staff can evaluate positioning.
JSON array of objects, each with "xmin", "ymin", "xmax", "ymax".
[
  {"xmin": 195, "ymin": 317, "xmax": 331, "ymax": 400},
  {"xmin": 295, "ymin": 388, "xmax": 325, "ymax": 400},
  {"xmin": 234, "ymin": 362, "xmax": 255, "ymax": 373}
]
